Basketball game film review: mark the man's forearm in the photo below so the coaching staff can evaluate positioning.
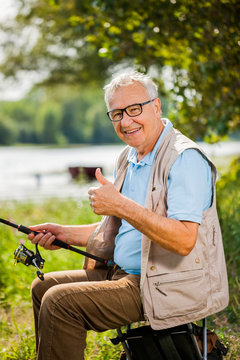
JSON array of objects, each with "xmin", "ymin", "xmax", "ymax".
[
  {"xmin": 64, "ymin": 223, "xmax": 100, "ymax": 247},
  {"xmin": 116, "ymin": 196, "xmax": 199, "ymax": 256}
]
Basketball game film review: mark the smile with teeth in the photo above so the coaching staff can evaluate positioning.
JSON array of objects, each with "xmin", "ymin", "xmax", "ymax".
[{"xmin": 123, "ymin": 127, "xmax": 142, "ymax": 135}]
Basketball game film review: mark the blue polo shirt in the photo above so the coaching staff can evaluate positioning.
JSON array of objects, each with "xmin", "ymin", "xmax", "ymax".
[{"xmin": 113, "ymin": 119, "xmax": 212, "ymax": 274}]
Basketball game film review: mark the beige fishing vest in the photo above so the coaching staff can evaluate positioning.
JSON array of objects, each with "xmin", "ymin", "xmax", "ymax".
[{"xmin": 84, "ymin": 125, "xmax": 229, "ymax": 330}]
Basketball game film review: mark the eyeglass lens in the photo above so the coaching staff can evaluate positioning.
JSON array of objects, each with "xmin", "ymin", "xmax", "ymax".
[{"xmin": 110, "ymin": 104, "xmax": 142, "ymax": 121}]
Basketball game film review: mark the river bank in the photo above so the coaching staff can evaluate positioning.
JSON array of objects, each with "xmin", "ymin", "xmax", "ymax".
[{"xmin": 0, "ymin": 142, "xmax": 239, "ymax": 201}]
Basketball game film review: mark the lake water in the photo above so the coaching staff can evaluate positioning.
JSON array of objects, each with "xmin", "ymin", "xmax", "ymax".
[
  {"xmin": 0, "ymin": 144, "xmax": 124, "ymax": 201},
  {"xmin": 0, "ymin": 142, "xmax": 240, "ymax": 201}
]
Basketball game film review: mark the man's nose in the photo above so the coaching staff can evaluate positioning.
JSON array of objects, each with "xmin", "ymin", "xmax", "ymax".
[{"xmin": 121, "ymin": 110, "xmax": 133, "ymax": 126}]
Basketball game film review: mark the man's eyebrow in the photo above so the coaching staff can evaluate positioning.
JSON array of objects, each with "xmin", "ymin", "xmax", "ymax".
[{"xmin": 110, "ymin": 102, "xmax": 139, "ymax": 111}]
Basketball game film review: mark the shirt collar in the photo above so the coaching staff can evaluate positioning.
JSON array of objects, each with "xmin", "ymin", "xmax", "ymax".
[{"xmin": 127, "ymin": 118, "xmax": 173, "ymax": 166}]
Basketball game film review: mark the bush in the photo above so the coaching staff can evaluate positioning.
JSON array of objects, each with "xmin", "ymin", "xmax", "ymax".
[
  {"xmin": 217, "ymin": 156, "xmax": 240, "ymax": 273},
  {"xmin": 216, "ymin": 156, "xmax": 240, "ymax": 324},
  {"xmin": 0, "ymin": 115, "xmax": 17, "ymax": 145},
  {"xmin": 1, "ymin": 180, "xmax": 240, "ymax": 359}
]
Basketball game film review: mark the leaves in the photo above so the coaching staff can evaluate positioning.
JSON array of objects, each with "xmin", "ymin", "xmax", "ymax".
[{"xmin": 0, "ymin": 0, "xmax": 239, "ymax": 140}]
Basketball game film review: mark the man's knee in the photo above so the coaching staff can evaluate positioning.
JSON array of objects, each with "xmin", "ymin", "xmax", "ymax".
[
  {"xmin": 39, "ymin": 285, "xmax": 82, "ymax": 324},
  {"xmin": 40, "ymin": 286, "xmax": 59, "ymax": 316},
  {"xmin": 31, "ymin": 277, "xmax": 46, "ymax": 303},
  {"xmin": 31, "ymin": 273, "xmax": 58, "ymax": 303}
]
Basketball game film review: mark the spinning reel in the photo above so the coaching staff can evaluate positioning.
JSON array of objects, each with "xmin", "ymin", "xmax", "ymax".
[
  {"xmin": 14, "ymin": 243, "xmax": 45, "ymax": 280},
  {"xmin": 0, "ymin": 217, "xmax": 114, "ymax": 282}
]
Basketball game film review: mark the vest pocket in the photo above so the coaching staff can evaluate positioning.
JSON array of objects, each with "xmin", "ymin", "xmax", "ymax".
[{"xmin": 148, "ymin": 269, "xmax": 207, "ymax": 319}]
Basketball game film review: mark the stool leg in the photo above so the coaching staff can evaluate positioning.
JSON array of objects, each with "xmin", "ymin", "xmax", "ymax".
[
  {"xmin": 202, "ymin": 318, "xmax": 207, "ymax": 360},
  {"xmin": 187, "ymin": 323, "xmax": 202, "ymax": 360},
  {"xmin": 117, "ymin": 328, "xmax": 133, "ymax": 360}
]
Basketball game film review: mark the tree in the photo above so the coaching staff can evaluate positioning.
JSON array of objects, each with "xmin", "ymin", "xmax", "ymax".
[
  {"xmin": 0, "ymin": 0, "xmax": 239, "ymax": 140},
  {"xmin": 0, "ymin": 98, "xmax": 40, "ymax": 143},
  {"xmin": 0, "ymin": 115, "xmax": 17, "ymax": 145},
  {"xmin": 35, "ymin": 101, "xmax": 63, "ymax": 144},
  {"xmin": 61, "ymin": 100, "xmax": 83, "ymax": 143}
]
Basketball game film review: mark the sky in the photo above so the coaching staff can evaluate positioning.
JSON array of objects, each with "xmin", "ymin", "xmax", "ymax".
[{"xmin": 0, "ymin": 1, "xmax": 17, "ymax": 22}]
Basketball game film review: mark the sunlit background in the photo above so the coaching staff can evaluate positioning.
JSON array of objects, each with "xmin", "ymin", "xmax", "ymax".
[
  {"xmin": 0, "ymin": 2, "xmax": 240, "ymax": 359},
  {"xmin": 0, "ymin": 1, "xmax": 239, "ymax": 201}
]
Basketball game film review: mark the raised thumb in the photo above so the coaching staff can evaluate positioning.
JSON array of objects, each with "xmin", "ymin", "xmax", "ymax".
[{"xmin": 95, "ymin": 168, "xmax": 109, "ymax": 186}]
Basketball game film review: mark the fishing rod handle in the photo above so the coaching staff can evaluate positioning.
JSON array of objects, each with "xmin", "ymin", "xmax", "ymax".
[
  {"xmin": 18, "ymin": 224, "xmax": 36, "ymax": 235},
  {"xmin": 19, "ymin": 224, "xmax": 109, "ymax": 264},
  {"xmin": 52, "ymin": 238, "xmax": 70, "ymax": 249},
  {"xmin": 18, "ymin": 224, "xmax": 70, "ymax": 249}
]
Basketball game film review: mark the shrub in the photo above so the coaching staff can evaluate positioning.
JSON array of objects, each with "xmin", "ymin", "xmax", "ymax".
[{"xmin": 216, "ymin": 156, "xmax": 240, "ymax": 324}]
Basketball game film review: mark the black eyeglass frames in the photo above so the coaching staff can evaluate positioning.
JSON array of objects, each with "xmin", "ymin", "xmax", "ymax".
[{"xmin": 107, "ymin": 98, "xmax": 156, "ymax": 122}]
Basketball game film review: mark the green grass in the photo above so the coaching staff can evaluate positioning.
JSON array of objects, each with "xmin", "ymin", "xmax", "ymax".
[
  {"xmin": 0, "ymin": 187, "xmax": 240, "ymax": 359},
  {"xmin": 0, "ymin": 199, "xmax": 124, "ymax": 360}
]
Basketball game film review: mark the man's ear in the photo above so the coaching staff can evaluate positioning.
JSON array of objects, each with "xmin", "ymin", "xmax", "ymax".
[{"xmin": 154, "ymin": 97, "xmax": 161, "ymax": 117}]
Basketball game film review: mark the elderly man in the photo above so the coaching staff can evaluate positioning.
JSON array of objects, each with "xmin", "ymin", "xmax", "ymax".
[{"xmin": 28, "ymin": 71, "xmax": 228, "ymax": 360}]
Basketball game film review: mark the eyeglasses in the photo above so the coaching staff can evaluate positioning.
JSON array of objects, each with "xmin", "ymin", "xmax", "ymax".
[{"xmin": 107, "ymin": 99, "xmax": 156, "ymax": 122}]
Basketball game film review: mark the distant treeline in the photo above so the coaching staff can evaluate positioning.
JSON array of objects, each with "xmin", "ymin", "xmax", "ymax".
[{"xmin": 0, "ymin": 86, "xmax": 121, "ymax": 146}]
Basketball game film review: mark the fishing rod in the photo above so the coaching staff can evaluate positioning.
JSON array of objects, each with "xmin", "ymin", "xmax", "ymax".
[{"xmin": 0, "ymin": 218, "xmax": 114, "ymax": 280}]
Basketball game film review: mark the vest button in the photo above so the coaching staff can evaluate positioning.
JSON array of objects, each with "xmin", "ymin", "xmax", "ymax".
[
  {"xmin": 150, "ymin": 266, "xmax": 156, "ymax": 271},
  {"xmin": 195, "ymin": 258, "xmax": 200, "ymax": 263}
]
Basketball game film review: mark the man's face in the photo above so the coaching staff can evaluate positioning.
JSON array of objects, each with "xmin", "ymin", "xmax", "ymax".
[{"xmin": 108, "ymin": 82, "xmax": 163, "ymax": 159}]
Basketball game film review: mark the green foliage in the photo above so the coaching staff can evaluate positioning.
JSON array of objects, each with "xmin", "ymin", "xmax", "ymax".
[
  {"xmin": 0, "ymin": 199, "xmax": 121, "ymax": 359},
  {"xmin": 36, "ymin": 102, "xmax": 63, "ymax": 144},
  {"xmin": 217, "ymin": 156, "xmax": 240, "ymax": 272},
  {"xmin": 216, "ymin": 156, "xmax": 240, "ymax": 324},
  {"xmin": 0, "ymin": 0, "xmax": 239, "ymax": 140},
  {"xmin": 227, "ymin": 276, "xmax": 240, "ymax": 324},
  {"xmin": 0, "ymin": 180, "xmax": 240, "ymax": 358},
  {"xmin": 0, "ymin": 199, "xmax": 100, "ymax": 306},
  {"xmin": 1, "ymin": 326, "xmax": 36, "ymax": 360},
  {"xmin": 0, "ymin": 199, "xmax": 100, "ymax": 358},
  {"xmin": 85, "ymin": 331, "xmax": 122, "ymax": 359},
  {"xmin": 0, "ymin": 86, "xmax": 120, "ymax": 145},
  {"xmin": 0, "ymin": 96, "xmax": 40, "ymax": 143},
  {"xmin": 0, "ymin": 115, "xmax": 17, "ymax": 145}
]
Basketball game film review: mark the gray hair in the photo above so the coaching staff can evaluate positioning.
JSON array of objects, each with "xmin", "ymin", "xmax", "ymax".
[{"xmin": 104, "ymin": 70, "xmax": 158, "ymax": 109}]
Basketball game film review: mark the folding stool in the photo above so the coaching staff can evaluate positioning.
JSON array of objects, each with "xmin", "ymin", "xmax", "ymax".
[{"xmin": 113, "ymin": 318, "xmax": 209, "ymax": 360}]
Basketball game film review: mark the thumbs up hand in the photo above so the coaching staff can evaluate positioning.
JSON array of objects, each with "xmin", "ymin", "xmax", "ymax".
[
  {"xmin": 88, "ymin": 168, "xmax": 122, "ymax": 216},
  {"xmin": 95, "ymin": 167, "xmax": 110, "ymax": 186}
]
